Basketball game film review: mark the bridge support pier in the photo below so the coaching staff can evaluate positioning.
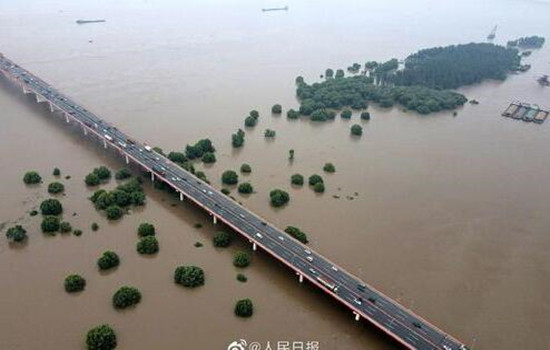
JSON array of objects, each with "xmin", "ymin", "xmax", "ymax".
[
  {"xmin": 125, "ymin": 155, "xmax": 129, "ymax": 164},
  {"xmin": 179, "ymin": 192, "xmax": 183, "ymax": 201},
  {"xmin": 151, "ymin": 172, "xmax": 155, "ymax": 182},
  {"xmin": 103, "ymin": 139, "xmax": 107, "ymax": 149},
  {"xmin": 65, "ymin": 114, "xmax": 69, "ymax": 123},
  {"xmin": 252, "ymin": 242, "xmax": 257, "ymax": 251},
  {"xmin": 49, "ymin": 102, "xmax": 54, "ymax": 112},
  {"xmin": 83, "ymin": 127, "xmax": 88, "ymax": 136},
  {"xmin": 298, "ymin": 273, "xmax": 303, "ymax": 283},
  {"xmin": 22, "ymin": 86, "xmax": 28, "ymax": 94},
  {"xmin": 212, "ymin": 215, "xmax": 217, "ymax": 224},
  {"xmin": 353, "ymin": 312, "xmax": 360, "ymax": 322}
]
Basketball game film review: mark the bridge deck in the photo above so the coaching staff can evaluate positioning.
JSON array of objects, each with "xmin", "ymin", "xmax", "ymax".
[{"xmin": 0, "ymin": 54, "xmax": 467, "ymax": 350}]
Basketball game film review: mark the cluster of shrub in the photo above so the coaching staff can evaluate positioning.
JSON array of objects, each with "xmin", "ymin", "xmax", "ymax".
[
  {"xmin": 84, "ymin": 166, "xmax": 112, "ymax": 186},
  {"xmin": 184, "ymin": 138, "xmax": 216, "ymax": 163},
  {"xmin": 232, "ymin": 129, "xmax": 246, "ymax": 148},
  {"xmin": 89, "ymin": 177, "xmax": 146, "ymax": 220},
  {"xmin": 244, "ymin": 110, "xmax": 260, "ymax": 128}
]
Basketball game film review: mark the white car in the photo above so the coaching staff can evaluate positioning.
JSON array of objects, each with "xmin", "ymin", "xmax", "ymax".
[
  {"xmin": 306, "ymin": 256, "xmax": 314, "ymax": 262},
  {"xmin": 331, "ymin": 265, "xmax": 339, "ymax": 272},
  {"xmin": 354, "ymin": 298, "xmax": 363, "ymax": 305},
  {"xmin": 255, "ymin": 232, "xmax": 263, "ymax": 239},
  {"xmin": 118, "ymin": 141, "xmax": 127, "ymax": 148},
  {"xmin": 305, "ymin": 249, "xmax": 312, "ymax": 255},
  {"xmin": 309, "ymin": 268, "xmax": 316, "ymax": 274},
  {"xmin": 144, "ymin": 145, "xmax": 152, "ymax": 152},
  {"xmin": 278, "ymin": 236, "xmax": 284, "ymax": 241}
]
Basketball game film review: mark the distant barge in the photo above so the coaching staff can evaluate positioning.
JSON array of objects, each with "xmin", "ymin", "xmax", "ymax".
[
  {"xmin": 76, "ymin": 19, "xmax": 106, "ymax": 24},
  {"xmin": 262, "ymin": 6, "xmax": 288, "ymax": 12},
  {"xmin": 502, "ymin": 102, "xmax": 548, "ymax": 124}
]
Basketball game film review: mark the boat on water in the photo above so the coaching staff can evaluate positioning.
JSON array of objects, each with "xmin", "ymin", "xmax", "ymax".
[
  {"xmin": 76, "ymin": 19, "xmax": 106, "ymax": 24},
  {"xmin": 262, "ymin": 6, "xmax": 288, "ymax": 12},
  {"xmin": 487, "ymin": 25, "xmax": 497, "ymax": 40}
]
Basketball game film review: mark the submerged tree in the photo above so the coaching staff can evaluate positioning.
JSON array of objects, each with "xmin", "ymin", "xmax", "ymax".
[
  {"xmin": 86, "ymin": 324, "xmax": 117, "ymax": 350},
  {"xmin": 23, "ymin": 171, "xmax": 42, "ymax": 185},
  {"xmin": 174, "ymin": 265, "xmax": 205, "ymax": 288}
]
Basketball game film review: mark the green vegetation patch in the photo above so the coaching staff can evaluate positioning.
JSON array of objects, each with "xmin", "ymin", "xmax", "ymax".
[
  {"xmin": 269, "ymin": 189, "xmax": 290, "ymax": 207},
  {"xmin": 86, "ymin": 324, "xmax": 117, "ymax": 350},
  {"xmin": 6, "ymin": 225, "xmax": 27, "ymax": 243},
  {"xmin": 97, "ymin": 251, "xmax": 120, "ymax": 270},
  {"xmin": 64, "ymin": 274, "xmax": 86, "ymax": 293},
  {"xmin": 174, "ymin": 265, "xmax": 205, "ymax": 288},
  {"xmin": 23, "ymin": 171, "xmax": 42, "ymax": 185},
  {"xmin": 233, "ymin": 251, "xmax": 251, "ymax": 268},
  {"xmin": 136, "ymin": 236, "xmax": 159, "ymax": 255},
  {"xmin": 284, "ymin": 226, "xmax": 309, "ymax": 244},
  {"xmin": 112, "ymin": 286, "xmax": 141, "ymax": 309},
  {"xmin": 235, "ymin": 298, "xmax": 254, "ymax": 318}
]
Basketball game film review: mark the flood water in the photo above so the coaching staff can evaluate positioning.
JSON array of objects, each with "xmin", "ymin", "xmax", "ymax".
[{"xmin": 1, "ymin": 0, "xmax": 550, "ymax": 349}]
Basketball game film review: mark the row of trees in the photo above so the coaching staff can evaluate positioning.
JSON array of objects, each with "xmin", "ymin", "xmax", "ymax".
[{"xmin": 296, "ymin": 74, "xmax": 467, "ymax": 117}]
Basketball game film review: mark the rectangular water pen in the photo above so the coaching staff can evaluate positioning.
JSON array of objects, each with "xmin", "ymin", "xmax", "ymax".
[
  {"xmin": 512, "ymin": 106, "xmax": 528, "ymax": 119},
  {"xmin": 523, "ymin": 108, "xmax": 538, "ymax": 122},
  {"xmin": 534, "ymin": 110, "xmax": 549, "ymax": 124},
  {"xmin": 502, "ymin": 103, "xmax": 519, "ymax": 117}
]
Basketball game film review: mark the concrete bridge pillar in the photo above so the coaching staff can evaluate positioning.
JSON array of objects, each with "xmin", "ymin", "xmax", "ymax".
[
  {"xmin": 151, "ymin": 172, "xmax": 155, "ymax": 182},
  {"xmin": 179, "ymin": 192, "xmax": 183, "ymax": 201},
  {"xmin": 298, "ymin": 273, "xmax": 303, "ymax": 283},
  {"xmin": 49, "ymin": 102, "xmax": 54, "ymax": 112},
  {"xmin": 103, "ymin": 139, "xmax": 107, "ymax": 149},
  {"xmin": 35, "ymin": 94, "xmax": 40, "ymax": 103},
  {"xmin": 252, "ymin": 242, "xmax": 257, "ymax": 251},
  {"xmin": 354, "ymin": 312, "xmax": 360, "ymax": 322},
  {"xmin": 212, "ymin": 215, "xmax": 217, "ymax": 224},
  {"xmin": 65, "ymin": 114, "xmax": 69, "ymax": 123},
  {"xmin": 83, "ymin": 127, "xmax": 88, "ymax": 136},
  {"xmin": 125, "ymin": 154, "xmax": 129, "ymax": 164},
  {"xmin": 22, "ymin": 86, "xmax": 28, "ymax": 94}
]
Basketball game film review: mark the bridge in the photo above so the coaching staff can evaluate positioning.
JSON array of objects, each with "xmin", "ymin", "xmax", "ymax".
[{"xmin": 0, "ymin": 53, "xmax": 468, "ymax": 350}]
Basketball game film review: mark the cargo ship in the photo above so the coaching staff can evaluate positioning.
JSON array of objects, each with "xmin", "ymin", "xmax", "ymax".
[
  {"xmin": 262, "ymin": 6, "xmax": 288, "ymax": 12},
  {"xmin": 76, "ymin": 19, "xmax": 106, "ymax": 24}
]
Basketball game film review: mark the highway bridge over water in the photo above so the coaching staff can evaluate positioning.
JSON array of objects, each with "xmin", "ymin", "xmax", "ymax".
[{"xmin": 0, "ymin": 53, "xmax": 468, "ymax": 350}]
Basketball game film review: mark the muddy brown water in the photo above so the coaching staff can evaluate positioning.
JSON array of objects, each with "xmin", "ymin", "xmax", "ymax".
[{"xmin": 1, "ymin": 0, "xmax": 550, "ymax": 349}]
